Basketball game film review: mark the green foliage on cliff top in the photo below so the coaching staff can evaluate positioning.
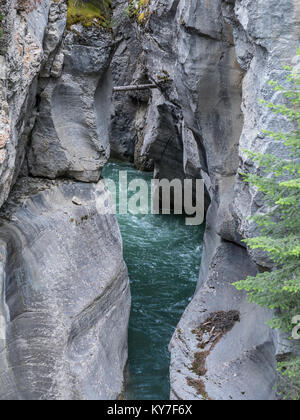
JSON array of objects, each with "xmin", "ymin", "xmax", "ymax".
[
  {"xmin": 67, "ymin": 0, "xmax": 112, "ymax": 30},
  {"xmin": 234, "ymin": 52, "xmax": 300, "ymax": 400}
]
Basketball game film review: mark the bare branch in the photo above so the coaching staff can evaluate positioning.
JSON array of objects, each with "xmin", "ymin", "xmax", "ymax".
[{"xmin": 113, "ymin": 84, "xmax": 158, "ymax": 93}]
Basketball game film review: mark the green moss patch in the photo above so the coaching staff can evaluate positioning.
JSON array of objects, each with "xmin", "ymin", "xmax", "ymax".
[{"xmin": 67, "ymin": 0, "xmax": 112, "ymax": 30}]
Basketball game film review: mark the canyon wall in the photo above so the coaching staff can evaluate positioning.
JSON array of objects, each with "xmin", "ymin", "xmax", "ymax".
[
  {"xmin": 0, "ymin": 0, "xmax": 130, "ymax": 400},
  {"xmin": 0, "ymin": 0, "xmax": 298, "ymax": 400},
  {"xmin": 111, "ymin": 0, "xmax": 299, "ymax": 400}
]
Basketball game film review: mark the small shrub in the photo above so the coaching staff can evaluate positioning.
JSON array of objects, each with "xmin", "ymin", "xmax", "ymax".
[
  {"xmin": 234, "ymin": 51, "xmax": 300, "ymax": 400},
  {"xmin": 127, "ymin": 0, "xmax": 151, "ymax": 25}
]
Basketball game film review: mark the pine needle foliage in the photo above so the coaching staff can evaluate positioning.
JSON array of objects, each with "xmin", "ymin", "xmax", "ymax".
[{"xmin": 234, "ymin": 51, "xmax": 300, "ymax": 400}]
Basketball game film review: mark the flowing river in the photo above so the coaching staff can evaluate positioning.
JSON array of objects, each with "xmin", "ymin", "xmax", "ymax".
[{"xmin": 102, "ymin": 162, "xmax": 205, "ymax": 400}]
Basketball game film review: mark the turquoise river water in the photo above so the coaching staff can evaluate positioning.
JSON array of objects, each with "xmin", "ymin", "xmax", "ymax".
[{"xmin": 102, "ymin": 162, "xmax": 205, "ymax": 400}]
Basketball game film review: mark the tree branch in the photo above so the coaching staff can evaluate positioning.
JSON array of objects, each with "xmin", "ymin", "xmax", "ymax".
[{"xmin": 113, "ymin": 84, "xmax": 159, "ymax": 93}]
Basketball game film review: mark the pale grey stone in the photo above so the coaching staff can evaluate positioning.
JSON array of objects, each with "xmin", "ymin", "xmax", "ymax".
[
  {"xmin": 28, "ymin": 26, "xmax": 114, "ymax": 182},
  {"xmin": 169, "ymin": 242, "xmax": 277, "ymax": 401},
  {"xmin": 0, "ymin": 56, "xmax": 6, "ymax": 80},
  {"xmin": 128, "ymin": 0, "xmax": 300, "ymax": 400},
  {"xmin": 0, "ymin": 0, "xmax": 53, "ymax": 208},
  {"xmin": 0, "ymin": 1, "xmax": 130, "ymax": 401},
  {"xmin": 0, "ymin": 0, "xmax": 298, "ymax": 402},
  {"xmin": 0, "ymin": 177, "xmax": 130, "ymax": 400}
]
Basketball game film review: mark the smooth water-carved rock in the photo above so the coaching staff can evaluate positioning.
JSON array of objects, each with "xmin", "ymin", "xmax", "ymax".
[
  {"xmin": 127, "ymin": 0, "xmax": 299, "ymax": 400},
  {"xmin": 170, "ymin": 242, "xmax": 276, "ymax": 401},
  {"xmin": 226, "ymin": 0, "xmax": 300, "ymax": 267},
  {"xmin": 124, "ymin": 0, "xmax": 244, "ymax": 184},
  {"xmin": 28, "ymin": 26, "xmax": 114, "ymax": 182},
  {"xmin": 168, "ymin": 0, "xmax": 299, "ymax": 400},
  {"xmin": 0, "ymin": 177, "xmax": 130, "ymax": 400},
  {"xmin": 0, "ymin": 2, "xmax": 132, "ymax": 401},
  {"xmin": 139, "ymin": 90, "xmax": 185, "ymax": 181}
]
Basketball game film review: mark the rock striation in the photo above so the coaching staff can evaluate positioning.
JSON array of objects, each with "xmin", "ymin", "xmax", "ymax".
[
  {"xmin": 27, "ymin": 23, "xmax": 114, "ymax": 182},
  {"xmin": 112, "ymin": 0, "xmax": 299, "ymax": 400},
  {"xmin": 0, "ymin": 177, "xmax": 130, "ymax": 400},
  {"xmin": 0, "ymin": 0, "xmax": 299, "ymax": 401},
  {"xmin": 0, "ymin": 0, "xmax": 131, "ymax": 400},
  {"xmin": 0, "ymin": 0, "xmax": 52, "ymax": 208}
]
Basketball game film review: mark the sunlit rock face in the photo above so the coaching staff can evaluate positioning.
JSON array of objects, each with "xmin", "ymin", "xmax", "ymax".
[{"xmin": 0, "ymin": 177, "xmax": 130, "ymax": 400}]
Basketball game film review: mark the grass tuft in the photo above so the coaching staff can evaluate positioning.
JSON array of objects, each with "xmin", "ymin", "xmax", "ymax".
[{"xmin": 67, "ymin": 0, "xmax": 112, "ymax": 30}]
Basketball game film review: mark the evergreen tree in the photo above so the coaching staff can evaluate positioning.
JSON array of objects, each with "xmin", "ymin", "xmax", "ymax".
[{"xmin": 234, "ymin": 51, "xmax": 300, "ymax": 400}]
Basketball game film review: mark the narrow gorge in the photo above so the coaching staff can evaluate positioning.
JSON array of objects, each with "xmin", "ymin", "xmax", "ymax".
[{"xmin": 0, "ymin": 0, "xmax": 299, "ymax": 401}]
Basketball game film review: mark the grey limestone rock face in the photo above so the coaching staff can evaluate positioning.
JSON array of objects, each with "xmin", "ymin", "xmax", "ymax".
[
  {"xmin": 110, "ymin": 1, "xmax": 150, "ymax": 162},
  {"xmin": 27, "ymin": 25, "xmax": 114, "ymax": 182},
  {"xmin": 169, "ymin": 241, "xmax": 277, "ymax": 401},
  {"xmin": 132, "ymin": 0, "xmax": 299, "ymax": 400},
  {"xmin": 110, "ymin": 1, "xmax": 289, "ymax": 399},
  {"xmin": 139, "ymin": 89, "xmax": 185, "ymax": 181},
  {"xmin": 0, "ymin": 1, "xmax": 131, "ymax": 401},
  {"xmin": 121, "ymin": 0, "xmax": 244, "ymax": 190},
  {"xmin": 0, "ymin": 0, "xmax": 52, "ymax": 208},
  {"xmin": 0, "ymin": 177, "xmax": 130, "ymax": 400},
  {"xmin": 227, "ymin": 0, "xmax": 300, "ymax": 267}
]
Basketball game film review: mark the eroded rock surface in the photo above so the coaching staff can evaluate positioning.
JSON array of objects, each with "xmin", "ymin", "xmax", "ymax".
[
  {"xmin": 115, "ymin": 0, "xmax": 299, "ymax": 400},
  {"xmin": 0, "ymin": 0, "xmax": 299, "ymax": 402},
  {"xmin": 0, "ymin": 0, "xmax": 52, "ymax": 208},
  {"xmin": 0, "ymin": 177, "xmax": 130, "ymax": 400},
  {"xmin": 169, "ymin": 242, "xmax": 276, "ymax": 400},
  {"xmin": 169, "ymin": 0, "xmax": 299, "ymax": 400},
  {"xmin": 27, "ymin": 25, "xmax": 114, "ymax": 182},
  {"xmin": 0, "ymin": 1, "xmax": 131, "ymax": 400}
]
